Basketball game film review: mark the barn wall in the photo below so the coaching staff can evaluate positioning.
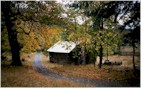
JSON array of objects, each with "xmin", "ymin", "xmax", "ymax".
[{"xmin": 49, "ymin": 52, "xmax": 72, "ymax": 64}]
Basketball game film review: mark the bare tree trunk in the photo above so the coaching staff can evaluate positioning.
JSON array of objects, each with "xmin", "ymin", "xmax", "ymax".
[
  {"xmin": 99, "ymin": 15, "xmax": 103, "ymax": 68},
  {"xmin": 132, "ymin": 41, "xmax": 136, "ymax": 70},
  {"xmin": 99, "ymin": 44, "xmax": 103, "ymax": 68},
  {"xmin": 93, "ymin": 43, "xmax": 97, "ymax": 67},
  {"xmin": 2, "ymin": 2, "xmax": 22, "ymax": 66},
  {"xmin": 107, "ymin": 41, "xmax": 108, "ymax": 60},
  {"xmin": 6, "ymin": 18, "xmax": 22, "ymax": 66}
]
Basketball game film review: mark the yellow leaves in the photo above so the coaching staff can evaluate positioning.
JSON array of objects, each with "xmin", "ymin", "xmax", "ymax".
[
  {"xmin": 92, "ymin": 28, "xmax": 122, "ymax": 56},
  {"xmin": 67, "ymin": 32, "xmax": 78, "ymax": 41},
  {"xmin": 39, "ymin": 25, "xmax": 63, "ymax": 50},
  {"xmin": 15, "ymin": 19, "xmax": 30, "ymax": 34},
  {"xmin": 67, "ymin": 27, "xmax": 92, "ymax": 47},
  {"xmin": 107, "ymin": 32, "xmax": 113, "ymax": 37},
  {"xmin": 20, "ymin": 25, "xmax": 53, "ymax": 52},
  {"xmin": 79, "ymin": 34, "xmax": 92, "ymax": 46},
  {"xmin": 21, "ymin": 37, "xmax": 39, "ymax": 52},
  {"xmin": 1, "ymin": 27, "xmax": 10, "ymax": 51},
  {"xmin": 29, "ymin": 32, "xmax": 35, "ymax": 37}
]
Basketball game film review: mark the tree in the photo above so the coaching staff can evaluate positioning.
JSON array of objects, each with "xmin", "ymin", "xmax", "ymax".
[
  {"xmin": 121, "ymin": 1, "xmax": 140, "ymax": 70},
  {"xmin": 71, "ymin": 1, "xmax": 140, "ymax": 69},
  {"xmin": 2, "ymin": 2, "xmax": 22, "ymax": 66},
  {"xmin": 1, "ymin": 1, "xmax": 65, "ymax": 66},
  {"xmin": 70, "ymin": 1, "xmax": 119, "ymax": 68},
  {"xmin": 104, "ymin": 1, "xmax": 140, "ymax": 70}
]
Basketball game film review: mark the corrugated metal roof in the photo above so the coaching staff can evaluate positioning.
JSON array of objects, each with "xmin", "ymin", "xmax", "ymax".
[{"xmin": 47, "ymin": 41, "xmax": 76, "ymax": 53}]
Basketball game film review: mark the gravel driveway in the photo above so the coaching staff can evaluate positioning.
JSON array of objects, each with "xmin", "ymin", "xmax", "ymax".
[{"xmin": 33, "ymin": 52, "xmax": 134, "ymax": 87}]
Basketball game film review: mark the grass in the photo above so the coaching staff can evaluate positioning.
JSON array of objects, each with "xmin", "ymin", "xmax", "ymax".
[
  {"xmin": 1, "ymin": 53, "xmax": 88, "ymax": 87},
  {"xmin": 41, "ymin": 53, "xmax": 140, "ymax": 81},
  {"xmin": 1, "ymin": 52, "xmax": 140, "ymax": 87}
]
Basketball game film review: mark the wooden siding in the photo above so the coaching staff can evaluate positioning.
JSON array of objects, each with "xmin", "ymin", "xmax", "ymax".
[{"xmin": 49, "ymin": 52, "xmax": 72, "ymax": 64}]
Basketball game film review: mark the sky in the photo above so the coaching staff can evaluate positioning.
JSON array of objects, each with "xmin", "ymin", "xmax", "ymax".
[
  {"xmin": 56, "ymin": 0, "xmax": 125, "ymax": 26},
  {"xmin": 56, "ymin": 0, "xmax": 139, "ymax": 29}
]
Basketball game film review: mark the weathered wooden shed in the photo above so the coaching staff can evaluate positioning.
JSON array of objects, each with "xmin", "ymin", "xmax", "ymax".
[{"xmin": 47, "ymin": 41, "xmax": 76, "ymax": 64}]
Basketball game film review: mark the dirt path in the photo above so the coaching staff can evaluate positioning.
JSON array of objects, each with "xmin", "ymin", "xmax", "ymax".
[{"xmin": 33, "ymin": 52, "xmax": 132, "ymax": 87}]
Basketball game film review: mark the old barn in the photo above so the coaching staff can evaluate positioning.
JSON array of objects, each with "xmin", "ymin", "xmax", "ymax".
[{"xmin": 47, "ymin": 41, "xmax": 76, "ymax": 64}]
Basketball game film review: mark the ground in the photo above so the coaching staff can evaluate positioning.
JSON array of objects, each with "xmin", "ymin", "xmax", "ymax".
[
  {"xmin": 42, "ymin": 53, "xmax": 140, "ymax": 81},
  {"xmin": 1, "ymin": 53, "xmax": 85, "ymax": 87},
  {"xmin": 1, "ymin": 52, "xmax": 140, "ymax": 87}
]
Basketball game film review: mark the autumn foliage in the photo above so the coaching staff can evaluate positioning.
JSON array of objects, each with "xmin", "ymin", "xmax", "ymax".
[{"xmin": 20, "ymin": 24, "xmax": 63, "ymax": 52}]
